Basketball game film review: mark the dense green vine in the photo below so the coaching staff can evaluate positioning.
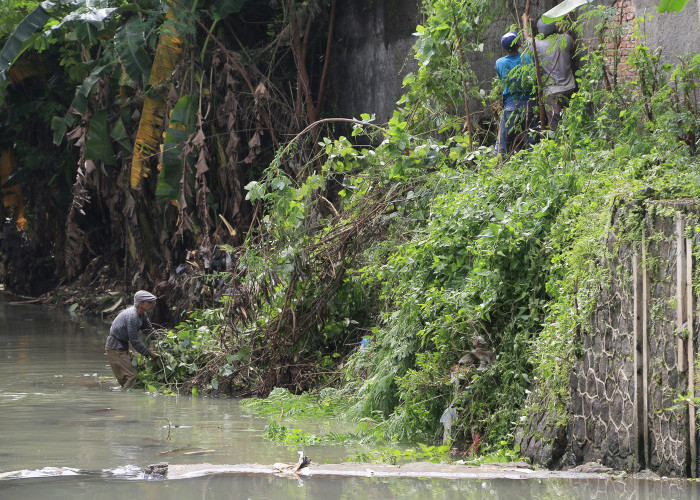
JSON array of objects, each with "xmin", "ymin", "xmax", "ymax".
[{"xmin": 107, "ymin": 1, "xmax": 700, "ymax": 455}]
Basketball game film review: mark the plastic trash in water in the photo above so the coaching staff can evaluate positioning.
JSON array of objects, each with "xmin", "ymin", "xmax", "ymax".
[
  {"xmin": 440, "ymin": 404, "xmax": 457, "ymax": 425},
  {"xmin": 440, "ymin": 404, "xmax": 458, "ymax": 445}
]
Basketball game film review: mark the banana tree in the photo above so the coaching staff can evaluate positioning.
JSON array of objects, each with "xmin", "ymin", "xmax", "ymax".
[
  {"xmin": 0, "ymin": 1, "xmax": 118, "ymax": 83},
  {"xmin": 130, "ymin": 5, "xmax": 184, "ymax": 190},
  {"xmin": 0, "ymin": 1, "xmax": 53, "ymax": 82}
]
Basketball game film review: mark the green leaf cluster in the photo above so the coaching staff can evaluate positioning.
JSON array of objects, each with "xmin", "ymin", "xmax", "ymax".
[{"xmin": 236, "ymin": 3, "xmax": 700, "ymax": 455}]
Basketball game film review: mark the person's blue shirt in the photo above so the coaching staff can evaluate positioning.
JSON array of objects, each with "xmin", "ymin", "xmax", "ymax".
[{"xmin": 495, "ymin": 52, "xmax": 534, "ymax": 104}]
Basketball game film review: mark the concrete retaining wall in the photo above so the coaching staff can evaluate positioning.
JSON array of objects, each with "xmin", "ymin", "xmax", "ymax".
[{"xmin": 330, "ymin": 1, "xmax": 700, "ymax": 124}]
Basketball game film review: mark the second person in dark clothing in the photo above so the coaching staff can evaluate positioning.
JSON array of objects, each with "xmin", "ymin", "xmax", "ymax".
[{"xmin": 522, "ymin": 14, "xmax": 577, "ymax": 132}]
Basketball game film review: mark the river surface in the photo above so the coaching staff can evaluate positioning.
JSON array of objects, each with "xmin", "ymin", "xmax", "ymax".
[{"xmin": 1, "ymin": 296, "xmax": 700, "ymax": 499}]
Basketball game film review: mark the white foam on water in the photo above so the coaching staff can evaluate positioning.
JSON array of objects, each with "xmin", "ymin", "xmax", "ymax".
[
  {"xmin": 102, "ymin": 464, "xmax": 143, "ymax": 479},
  {"xmin": 0, "ymin": 393, "xmax": 27, "ymax": 401},
  {"xmin": 0, "ymin": 467, "xmax": 81, "ymax": 479}
]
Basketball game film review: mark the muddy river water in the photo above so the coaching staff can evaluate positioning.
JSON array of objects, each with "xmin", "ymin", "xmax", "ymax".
[{"xmin": 2, "ymin": 296, "xmax": 700, "ymax": 499}]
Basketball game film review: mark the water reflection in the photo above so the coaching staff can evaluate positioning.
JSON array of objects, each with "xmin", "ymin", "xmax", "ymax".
[
  {"xmin": 1, "ymin": 297, "xmax": 700, "ymax": 499},
  {"xmin": 1, "ymin": 474, "xmax": 698, "ymax": 500}
]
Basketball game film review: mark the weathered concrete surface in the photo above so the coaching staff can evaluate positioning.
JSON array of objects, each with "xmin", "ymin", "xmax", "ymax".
[
  {"xmin": 331, "ymin": 0, "xmax": 700, "ymax": 126},
  {"xmin": 331, "ymin": 0, "xmax": 421, "ymax": 123},
  {"xmin": 330, "ymin": 1, "xmax": 559, "ymax": 124},
  {"xmin": 634, "ymin": 0, "xmax": 700, "ymax": 59}
]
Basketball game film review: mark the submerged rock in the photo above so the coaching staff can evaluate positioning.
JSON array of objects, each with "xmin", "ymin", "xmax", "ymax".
[{"xmin": 144, "ymin": 462, "xmax": 168, "ymax": 478}]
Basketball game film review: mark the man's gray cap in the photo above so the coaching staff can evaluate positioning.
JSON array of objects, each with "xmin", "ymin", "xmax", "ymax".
[
  {"xmin": 134, "ymin": 290, "xmax": 157, "ymax": 305},
  {"xmin": 538, "ymin": 18, "xmax": 557, "ymax": 37}
]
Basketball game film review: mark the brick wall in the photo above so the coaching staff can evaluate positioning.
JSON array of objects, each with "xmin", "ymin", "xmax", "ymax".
[{"xmin": 607, "ymin": 0, "xmax": 638, "ymax": 82}]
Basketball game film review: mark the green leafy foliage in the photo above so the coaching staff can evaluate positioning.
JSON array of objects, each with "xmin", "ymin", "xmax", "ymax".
[
  {"xmin": 114, "ymin": 17, "xmax": 152, "ymax": 86},
  {"xmin": 5, "ymin": 0, "xmax": 700, "ymax": 464},
  {"xmin": 0, "ymin": 2, "xmax": 52, "ymax": 82},
  {"xmin": 657, "ymin": 0, "xmax": 690, "ymax": 12},
  {"xmin": 136, "ymin": 308, "xmax": 226, "ymax": 391},
  {"xmin": 350, "ymin": 443, "xmax": 451, "ymax": 465},
  {"xmin": 156, "ymin": 94, "xmax": 195, "ymax": 201},
  {"xmin": 229, "ymin": 2, "xmax": 700, "ymax": 456},
  {"xmin": 85, "ymin": 108, "xmax": 116, "ymax": 164}
]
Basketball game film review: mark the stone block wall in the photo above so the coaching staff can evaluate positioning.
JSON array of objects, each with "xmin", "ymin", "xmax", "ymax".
[
  {"xmin": 519, "ymin": 200, "xmax": 700, "ymax": 477},
  {"xmin": 568, "ymin": 213, "xmax": 638, "ymax": 471},
  {"xmin": 644, "ymin": 202, "xmax": 691, "ymax": 476}
]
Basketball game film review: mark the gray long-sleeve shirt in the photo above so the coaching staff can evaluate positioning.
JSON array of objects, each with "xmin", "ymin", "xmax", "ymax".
[
  {"xmin": 534, "ymin": 34, "xmax": 576, "ymax": 96},
  {"xmin": 105, "ymin": 305, "xmax": 154, "ymax": 357}
]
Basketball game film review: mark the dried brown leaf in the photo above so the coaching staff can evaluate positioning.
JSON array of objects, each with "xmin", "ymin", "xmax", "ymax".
[
  {"xmin": 254, "ymin": 81, "xmax": 269, "ymax": 100},
  {"xmin": 195, "ymin": 150, "xmax": 209, "ymax": 175},
  {"xmin": 192, "ymin": 129, "xmax": 207, "ymax": 149}
]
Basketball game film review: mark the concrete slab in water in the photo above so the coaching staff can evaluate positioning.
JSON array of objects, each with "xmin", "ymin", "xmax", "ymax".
[{"xmin": 165, "ymin": 461, "xmax": 613, "ymax": 481}]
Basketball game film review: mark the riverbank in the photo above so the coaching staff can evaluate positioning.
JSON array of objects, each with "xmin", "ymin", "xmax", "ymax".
[{"xmin": 2, "ymin": 244, "xmax": 229, "ymax": 328}]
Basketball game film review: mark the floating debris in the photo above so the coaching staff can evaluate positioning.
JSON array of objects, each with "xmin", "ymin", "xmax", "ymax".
[
  {"xmin": 101, "ymin": 464, "xmax": 142, "ymax": 479},
  {"xmin": 273, "ymin": 451, "xmax": 311, "ymax": 475},
  {"xmin": 144, "ymin": 463, "xmax": 168, "ymax": 479},
  {"xmin": 86, "ymin": 408, "xmax": 114, "ymax": 413},
  {"xmin": 158, "ymin": 448, "xmax": 184, "ymax": 455}
]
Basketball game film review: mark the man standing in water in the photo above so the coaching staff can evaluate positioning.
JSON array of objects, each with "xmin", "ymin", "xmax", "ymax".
[{"xmin": 105, "ymin": 290, "xmax": 159, "ymax": 388}]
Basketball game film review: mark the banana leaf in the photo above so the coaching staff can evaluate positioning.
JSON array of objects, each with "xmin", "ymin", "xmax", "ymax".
[
  {"xmin": 52, "ymin": 63, "xmax": 114, "ymax": 145},
  {"xmin": 51, "ymin": 115, "xmax": 70, "ymax": 145},
  {"xmin": 156, "ymin": 95, "xmax": 194, "ymax": 201},
  {"xmin": 131, "ymin": 6, "xmax": 184, "ymax": 189},
  {"xmin": 85, "ymin": 108, "xmax": 116, "ymax": 165},
  {"xmin": 542, "ymin": 0, "xmax": 593, "ymax": 22},
  {"xmin": 70, "ymin": 63, "xmax": 113, "ymax": 115},
  {"xmin": 53, "ymin": 5, "xmax": 116, "ymax": 48},
  {"xmin": 115, "ymin": 18, "xmax": 151, "ymax": 87},
  {"xmin": 110, "ymin": 115, "xmax": 132, "ymax": 153},
  {"xmin": 66, "ymin": 21, "xmax": 99, "ymax": 48},
  {"xmin": 0, "ymin": 1, "xmax": 54, "ymax": 82},
  {"xmin": 53, "ymin": 7, "xmax": 116, "ymax": 29}
]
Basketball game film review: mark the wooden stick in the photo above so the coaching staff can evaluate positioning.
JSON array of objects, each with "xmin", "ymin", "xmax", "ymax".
[
  {"xmin": 687, "ymin": 236, "xmax": 696, "ymax": 477},
  {"xmin": 523, "ymin": 1, "xmax": 546, "ymax": 129},
  {"xmin": 452, "ymin": 11, "xmax": 474, "ymax": 151},
  {"xmin": 642, "ymin": 231, "xmax": 650, "ymax": 467},
  {"xmin": 633, "ymin": 253, "xmax": 646, "ymax": 469},
  {"xmin": 677, "ymin": 213, "xmax": 687, "ymax": 373}
]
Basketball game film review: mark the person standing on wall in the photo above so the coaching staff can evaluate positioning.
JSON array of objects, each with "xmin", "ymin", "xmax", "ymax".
[
  {"xmin": 522, "ymin": 14, "xmax": 577, "ymax": 132},
  {"xmin": 105, "ymin": 290, "xmax": 159, "ymax": 389},
  {"xmin": 495, "ymin": 31, "xmax": 537, "ymax": 155}
]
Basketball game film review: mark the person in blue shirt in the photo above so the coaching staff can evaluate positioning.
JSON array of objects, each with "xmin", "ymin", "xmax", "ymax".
[{"xmin": 495, "ymin": 31, "xmax": 537, "ymax": 155}]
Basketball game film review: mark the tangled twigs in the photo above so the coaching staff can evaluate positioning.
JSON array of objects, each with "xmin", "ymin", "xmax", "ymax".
[
  {"xmin": 252, "ymin": 184, "xmax": 409, "ymax": 391},
  {"xmin": 186, "ymin": 179, "xmax": 411, "ymax": 395}
]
